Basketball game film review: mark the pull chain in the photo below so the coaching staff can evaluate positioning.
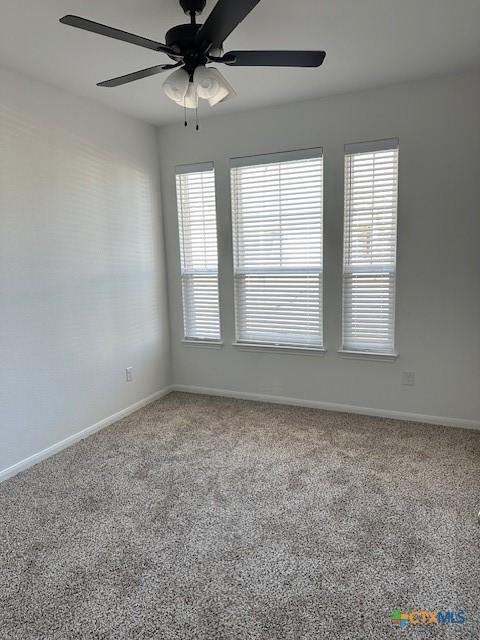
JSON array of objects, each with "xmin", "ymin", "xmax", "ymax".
[
  {"xmin": 184, "ymin": 100, "xmax": 187, "ymax": 127},
  {"xmin": 195, "ymin": 102, "xmax": 199, "ymax": 131}
]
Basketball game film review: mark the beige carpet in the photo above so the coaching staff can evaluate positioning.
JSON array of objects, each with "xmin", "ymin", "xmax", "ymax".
[{"xmin": 1, "ymin": 392, "xmax": 479, "ymax": 639}]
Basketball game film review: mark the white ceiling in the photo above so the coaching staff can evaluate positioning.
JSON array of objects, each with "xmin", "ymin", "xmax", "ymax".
[{"xmin": 1, "ymin": 0, "xmax": 480, "ymax": 126}]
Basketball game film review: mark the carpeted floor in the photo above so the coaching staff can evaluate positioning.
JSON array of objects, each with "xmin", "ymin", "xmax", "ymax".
[{"xmin": 1, "ymin": 392, "xmax": 479, "ymax": 639}]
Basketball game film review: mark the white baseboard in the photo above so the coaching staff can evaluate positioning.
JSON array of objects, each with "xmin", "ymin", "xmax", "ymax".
[
  {"xmin": 172, "ymin": 384, "xmax": 480, "ymax": 431},
  {"xmin": 0, "ymin": 386, "xmax": 174, "ymax": 483},
  {"xmin": 2, "ymin": 382, "xmax": 477, "ymax": 484}
]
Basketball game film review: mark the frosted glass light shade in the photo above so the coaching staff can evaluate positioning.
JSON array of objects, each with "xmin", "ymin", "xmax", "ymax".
[
  {"xmin": 207, "ymin": 70, "xmax": 236, "ymax": 106},
  {"xmin": 194, "ymin": 66, "xmax": 221, "ymax": 99},
  {"xmin": 194, "ymin": 66, "xmax": 236, "ymax": 106},
  {"xmin": 164, "ymin": 66, "xmax": 236, "ymax": 109},
  {"xmin": 163, "ymin": 68, "xmax": 190, "ymax": 104}
]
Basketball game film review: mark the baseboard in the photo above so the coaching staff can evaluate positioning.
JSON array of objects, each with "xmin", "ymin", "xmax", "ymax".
[
  {"xmin": 2, "ymin": 383, "xmax": 477, "ymax": 484},
  {"xmin": 172, "ymin": 384, "xmax": 480, "ymax": 431},
  {"xmin": 0, "ymin": 386, "xmax": 174, "ymax": 483}
]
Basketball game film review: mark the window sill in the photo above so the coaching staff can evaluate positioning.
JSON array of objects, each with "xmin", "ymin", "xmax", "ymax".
[
  {"xmin": 337, "ymin": 349, "xmax": 398, "ymax": 362},
  {"xmin": 181, "ymin": 339, "xmax": 224, "ymax": 349},
  {"xmin": 232, "ymin": 342, "xmax": 326, "ymax": 356}
]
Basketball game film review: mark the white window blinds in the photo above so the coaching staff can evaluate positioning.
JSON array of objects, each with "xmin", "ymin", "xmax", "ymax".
[
  {"xmin": 342, "ymin": 138, "xmax": 399, "ymax": 353},
  {"xmin": 176, "ymin": 162, "xmax": 221, "ymax": 341},
  {"xmin": 231, "ymin": 149, "xmax": 324, "ymax": 348}
]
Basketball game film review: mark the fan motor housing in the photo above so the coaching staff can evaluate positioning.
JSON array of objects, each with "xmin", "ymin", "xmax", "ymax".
[
  {"xmin": 165, "ymin": 23, "xmax": 210, "ymax": 71},
  {"xmin": 165, "ymin": 23, "xmax": 200, "ymax": 50}
]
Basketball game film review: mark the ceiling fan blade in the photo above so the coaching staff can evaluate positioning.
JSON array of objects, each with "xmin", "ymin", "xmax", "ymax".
[
  {"xmin": 223, "ymin": 50, "xmax": 326, "ymax": 67},
  {"xmin": 59, "ymin": 15, "xmax": 172, "ymax": 54},
  {"xmin": 195, "ymin": 0, "xmax": 261, "ymax": 51},
  {"xmin": 97, "ymin": 63, "xmax": 182, "ymax": 87}
]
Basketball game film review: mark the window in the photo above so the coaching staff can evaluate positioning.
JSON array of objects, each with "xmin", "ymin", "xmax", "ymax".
[
  {"xmin": 231, "ymin": 149, "xmax": 324, "ymax": 349},
  {"xmin": 175, "ymin": 162, "xmax": 221, "ymax": 341},
  {"xmin": 342, "ymin": 138, "xmax": 399, "ymax": 354}
]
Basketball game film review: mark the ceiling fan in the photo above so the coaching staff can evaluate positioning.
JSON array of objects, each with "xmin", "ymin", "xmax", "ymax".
[{"xmin": 60, "ymin": 0, "xmax": 326, "ymax": 121}]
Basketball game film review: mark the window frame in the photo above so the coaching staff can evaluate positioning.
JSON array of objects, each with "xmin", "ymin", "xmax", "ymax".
[
  {"xmin": 340, "ymin": 138, "xmax": 399, "ymax": 357},
  {"xmin": 230, "ymin": 147, "xmax": 325, "ymax": 352},
  {"xmin": 175, "ymin": 161, "xmax": 222, "ymax": 344}
]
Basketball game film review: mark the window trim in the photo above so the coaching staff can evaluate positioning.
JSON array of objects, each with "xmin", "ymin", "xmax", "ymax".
[
  {"xmin": 181, "ymin": 338, "xmax": 224, "ymax": 349},
  {"xmin": 230, "ymin": 147, "xmax": 324, "ymax": 351},
  {"xmin": 231, "ymin": 146, "xmax": 325, "ymax": 168},
  {"xmin": 232, "ymin": 341, "xmax": 326, "ymax": 356},
  {"xmin": 337, "ymin": 349, "xmax": 398, "ymax": 362},
  {"xmin": 175, "ymin": 161, "xmax": 221, "ymax": 343},
  {"xmin": 341, "ymin": 138, "xmax": 399, "ymax": 356}
]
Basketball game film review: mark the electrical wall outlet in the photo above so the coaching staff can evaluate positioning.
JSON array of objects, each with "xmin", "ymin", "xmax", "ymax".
[
  {"xmin": 402, "ymin": 371, "xmax": 415, "ymax": 386},
  {"xmin": 125, "ymin": 367, "xmax": 133, "ymax": 382}
]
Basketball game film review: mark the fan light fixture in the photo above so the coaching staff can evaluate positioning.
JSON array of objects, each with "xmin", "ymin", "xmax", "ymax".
[
  {"xmin": 162, "ymin": 65, "xmax": 235, "ymax": 109},
  {"xmin": 59, "ymin": 0, "xmax": 326, "ymax": 131}
]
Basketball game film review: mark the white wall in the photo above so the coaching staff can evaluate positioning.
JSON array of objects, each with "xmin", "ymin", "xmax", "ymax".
[
  {"xmin": 158, "ymin": 71, "xmax": 480, "ymax": 425},
  {"xmin": 0, "ymin": 65, "xmax": 170, "ymax": 475},
  {"xmin": 1, "ymin": 68, "xmax": 478, "ymax": 481}
]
